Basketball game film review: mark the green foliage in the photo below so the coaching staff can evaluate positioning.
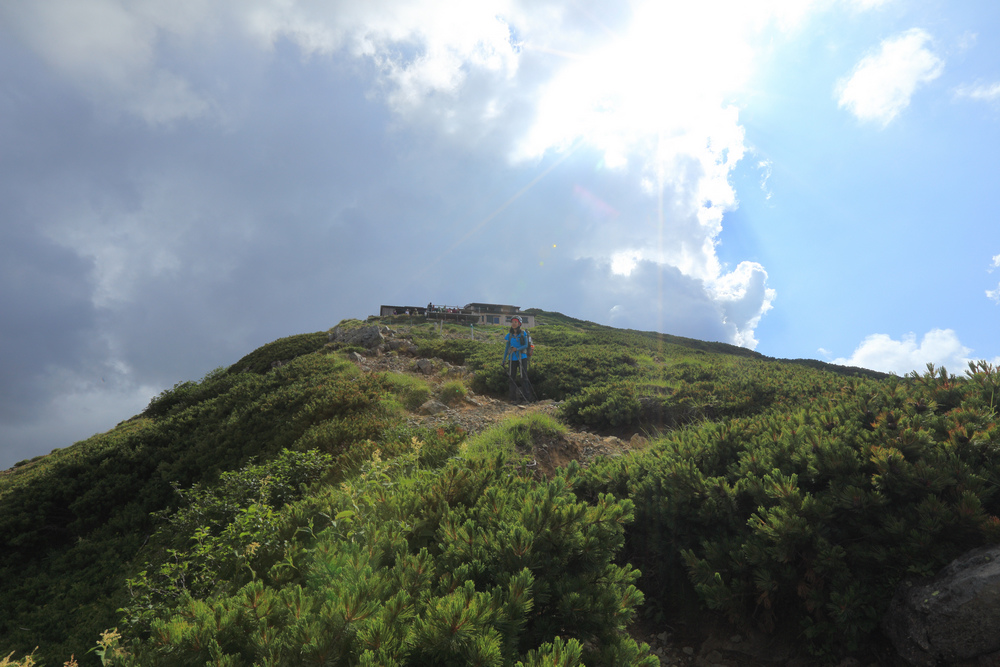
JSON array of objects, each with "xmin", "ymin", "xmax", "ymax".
[
  {"xmin": 462, "ymin": 413, "xmax": 567, "ymax": 462},
  {"xmin": 227, "ymin": 332, "xmax": 329, "ymax": 375},
  {"xmin": 466, "ymin": 311, "xmax": 872, "ymax": 434},
  {"xmin": 560, "ymin": 382, "xmax": 641, "ymax": 430},
  {"xmin": 8, "ymin": 308, "xmax": 1000, "ymax": 666},
  {"xmin": 108, "ymin": 443, "xmax": 653, "ymax": 666},
  {"xmin": 579, "ymin": 363, "xmax": 1000, "ymax": 658},
  {"xmin": 416, "ymin": 338, "xmax": 491, "ymax": 365},
  {"xmin": 382, "ymin": 372, "xmax": 432, "ymax": 411},
  {"xmin": 439, "ymin": 380, "xmax": 467, "ymax": 405},
  {"xmin": 0, "ymin": 354, "xmax": 401, "ymax": 665},
  {"xmin": 467, "ymin": 343, "xmax": 645, "ymax": 402},
  {"xmin": 123, "ymin": 449, "xmax": 335, "ymax": 633}
]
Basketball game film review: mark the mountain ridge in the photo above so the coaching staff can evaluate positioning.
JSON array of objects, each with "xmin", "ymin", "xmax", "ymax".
[{"xmin": 1, "ymin": 308, "xmax": 995, "ymax": 666}]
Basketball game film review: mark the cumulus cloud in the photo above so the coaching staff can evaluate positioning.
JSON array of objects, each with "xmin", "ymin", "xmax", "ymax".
[
  {"xmin": 235, "ymin": 0, "xmax": 780, "ymax": 349},
  {"xmin": 833, "ymin": 329, "xmax": 983, "ymax": 375},
  {"xmin": 837, "ymin": 28, "xmax": 943, "ymax": 127},
  {"xmin": 0, "ymin": 0, "xmax": 810, "ymax": 467}
]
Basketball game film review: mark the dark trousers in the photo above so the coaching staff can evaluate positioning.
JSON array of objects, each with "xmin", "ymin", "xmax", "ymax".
[{"xmin": 508, "ymin": 358, "xmax": 534, "ymax": 402}]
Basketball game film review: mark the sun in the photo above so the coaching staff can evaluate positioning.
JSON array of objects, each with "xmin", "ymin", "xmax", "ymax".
[{"xmin": 516, "ymin": 1, "xmax": 762, "ymax": 166}]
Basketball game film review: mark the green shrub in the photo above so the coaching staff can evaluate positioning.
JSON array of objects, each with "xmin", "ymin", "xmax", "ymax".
[
  {"xmin": 579, "ymin": 367, "xmax": 1000, "ymax": 658},
  {"xmin": 416, "ymin": 338, "xmax": 490, "ymax": 364},
  {"xmin": 110, "ymin": 449, "xmax": 655, "ymax": 666},
  {"xmin": 439, "ymin": 380, "xmax": 467, "ymax": 405},
  {"xmin": 383, "ymin": 372, "xmax": 432, "ymax": 410},
  {"xmin": 0, "ymin": 354, "xmax": 397, "ymax": 665},
  {"xmin": 560, "ymin": 382, "xmax": 640, "ymax": 430},
  {"xmin": 226, "ymin": 331, "xmax": 329, "ymax": 375},
  {"xmin": 462, "ymin": 413, "xmax": 566, "ymax": 462}
]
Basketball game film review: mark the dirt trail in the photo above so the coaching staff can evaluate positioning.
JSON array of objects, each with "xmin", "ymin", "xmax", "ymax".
[
  {"xmin": 347, "ymin": 330, "xmax": 798, "ymax": 667},
  {"xmin": 351, "ymin": 342, "xmax": 650, "ymax": 479}
]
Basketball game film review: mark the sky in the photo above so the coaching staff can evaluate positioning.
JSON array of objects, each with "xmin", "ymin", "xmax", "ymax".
[{"xmin": 3, "ymin": 0, "xmax": 1000, "ymax": 468}]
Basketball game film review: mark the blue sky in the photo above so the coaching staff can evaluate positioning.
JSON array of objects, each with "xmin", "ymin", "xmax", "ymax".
[{"xmin": 2, "ymin": 0, "xmax": 1000, "ymax": 468}]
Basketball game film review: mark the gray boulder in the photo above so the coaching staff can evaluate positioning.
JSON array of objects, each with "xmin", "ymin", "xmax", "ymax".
[
  {"xmin": 328, "ymin": 325, "xmax": 384, "ymax": 349},
  {"xmin": 415, "ymin": 359, "xmax": 435, "ymax": 375},
  {"xmin": 418, "ymin": 399, "xmax": 448, "ymax": 415},
  {"xmin": 882, "ymin": 545, "xmax": 1000, "ymax": 666}
]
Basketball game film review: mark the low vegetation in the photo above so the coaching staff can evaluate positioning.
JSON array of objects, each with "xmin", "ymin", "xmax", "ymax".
[{"xmin": 1, "ymin": 310, "xmax": 997, "ymax": 666}]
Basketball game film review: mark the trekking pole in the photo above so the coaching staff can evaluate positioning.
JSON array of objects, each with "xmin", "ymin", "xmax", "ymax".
[{"xmin": 503, "ymin": 359, "xmax": 530, "ymax": 403}]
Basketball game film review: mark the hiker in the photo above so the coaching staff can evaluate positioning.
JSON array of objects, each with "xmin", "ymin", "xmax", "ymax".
[{"xmin": 503, "ymin": 316, "xmax": 534, "ymax": 403}]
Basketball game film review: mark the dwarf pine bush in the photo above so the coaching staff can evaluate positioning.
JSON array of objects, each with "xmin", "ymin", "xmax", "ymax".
[
  {"xmin": 580, "ymin": 363, "xmax": 1000, "ymax": 658},
  {"xmin": 109, "ymin": 441, "xmax": 656, "ymax": 667},
  {"xmin": 226, "ymin": 332, "xmax": 330, "ymax": 375},
  {"xmin": 560, "ymin": 382, "xmax": 641, "ymax": 430}
]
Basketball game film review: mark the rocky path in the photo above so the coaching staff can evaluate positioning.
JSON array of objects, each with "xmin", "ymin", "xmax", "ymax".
[
  {"xmin": 351, "ymin": 345, "xmax": 649, "ymax": 478},
  {"xmin": 343, "ymin": 327, "xmax": 821, "ymax": 667}
]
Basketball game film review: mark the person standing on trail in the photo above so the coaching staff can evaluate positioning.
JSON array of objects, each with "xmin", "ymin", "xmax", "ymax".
[{"xmin": 503, "ymin": 316, "xmax": 534, "ymax": 403}]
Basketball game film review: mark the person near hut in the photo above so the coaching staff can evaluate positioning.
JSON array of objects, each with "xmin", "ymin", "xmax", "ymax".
[{"xmin": 503, "ymin": 316, "xmax": 534, "ymax": 403}]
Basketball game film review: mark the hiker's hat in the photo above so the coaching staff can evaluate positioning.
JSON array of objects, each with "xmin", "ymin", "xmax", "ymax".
[{"xmin": 511, "ymin": 316, "xmax": 521, "ymax": 326}]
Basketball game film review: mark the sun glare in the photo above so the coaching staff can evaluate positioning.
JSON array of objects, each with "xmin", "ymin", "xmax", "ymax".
[
  {"xmin": 610, "ymin": 250, "xmax": 641, "ymax": 276},
  {"xmin": 517, "ymin": 1, "xmax": 761, "ymax": 163}
]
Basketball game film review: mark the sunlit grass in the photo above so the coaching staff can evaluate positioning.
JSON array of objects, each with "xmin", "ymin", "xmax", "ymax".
[{"xmin": 460, "ymin": 413, "xmax": 566, "ymax": 462}]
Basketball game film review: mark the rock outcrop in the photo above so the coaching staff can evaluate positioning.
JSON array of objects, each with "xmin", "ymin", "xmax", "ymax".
[
  {"xmin": 328, "ymin": 325, "xmax": 385, "ymax": 349},
  {"xmin": 882, "ymin": 545, "xmax": 1000, "ymax": 666}
]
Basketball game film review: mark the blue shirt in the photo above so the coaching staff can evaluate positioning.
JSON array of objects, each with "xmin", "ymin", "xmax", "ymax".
[{"xmin": 504, "ymin": 330, "xmax": 529, "ymax": 362}]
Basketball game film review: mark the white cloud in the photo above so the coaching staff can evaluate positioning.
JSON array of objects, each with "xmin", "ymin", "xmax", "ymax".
[
  {"xmin": 0, "ymin": 0, "xmax": 216, "ymax": 124},
  {"xmin": 987, "ymin": 284, "xmax": 1000, "ymax": 305},
  {"xmin": 243, "ymin": 0, "xmax": 520, "ymax": 116},
  {"xmin": 245, "ymin": 0, "xmax": 785, "ymax": 349},
  {"xmin": 506, "ymin": 1, "xmax": 807, "ymax": 347},
  {"xmin": 757, "ymin": 160, "xmax": 774, "ymax": 200},
  {"xmin": 833, "ymin": 329, "xmax": 983, "ymax": 375},
  {"xmin": 987, "ymin": 255, "xmax": 1000, "ymax": 303},
  {"xmin": 955, "ymin": 82, "xmax": 1000, "ymax": 102},
  {"xmin": 712, "ymin": 261, "xmax": 776, "ymax": 348},
  {"xmin": 4, "ymin": 0, "xmax": 788, "ymax": 354},
  {"xmin": 837, "ymin": 28, "xmax": 943, "ymax": 127},
  {"xmin": 845, "ymin": 0, "xmax": 892, "ymax": 11}
]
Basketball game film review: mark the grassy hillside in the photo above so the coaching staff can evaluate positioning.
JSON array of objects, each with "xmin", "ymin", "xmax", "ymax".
[{"xmin": 0, "ymin": 311, "xmax": 997, "ymax": 666}]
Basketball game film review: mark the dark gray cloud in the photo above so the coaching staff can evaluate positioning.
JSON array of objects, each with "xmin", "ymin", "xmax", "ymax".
[
  {"xmin": 0, "ymin": 223, "xmax": 97, "ymax": 421},
  {"xmin": 0, "ymin": 0, "xmax": 781, "ymax": 469}
]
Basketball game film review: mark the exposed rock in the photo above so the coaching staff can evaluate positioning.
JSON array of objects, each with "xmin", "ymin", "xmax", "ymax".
[
  {"xmin": 697, "ymin": 626, "xmax": 795, "ymax": 666},
  {"xmin": 418, "ymin": 399, "xmax": 449, "ymax": 415},
  {"xmin": 630, "ymin": 433, "xmax": 649, "ymax": 448},
  {"xmin": 882, "ymin": 545, "xmax": 1000, "ymax": 666},
  {"xmin": 328, "ymin": 325, "xmax": 385, "ymax": 349},
  {"xmin": 347, "ymin": 351, "xmax": 365, "ymax": 363},
  {"xmin": 415, "ymin": 359, "xmax": 435, "ymax": 374}
]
